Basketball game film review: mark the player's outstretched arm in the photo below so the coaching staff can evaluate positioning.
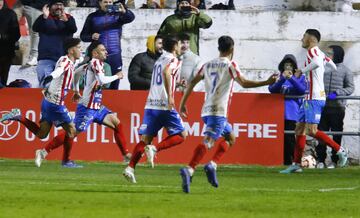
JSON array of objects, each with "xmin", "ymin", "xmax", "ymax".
[
  {"xmin": 235, "ymin": 73, "xmax": 278, "ymax": 88},
  {"xmin": 179, "ymin": 73, "xmax": 203, "ymax": 118},
  {"xmin": 96, "ymin": 71, "xmax": 122, "ymax": 85}
]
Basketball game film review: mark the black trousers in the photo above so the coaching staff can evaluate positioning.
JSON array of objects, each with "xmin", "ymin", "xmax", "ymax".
[
  {"xmin": 315, "ymin": 108, "xmax": 345, "ymax": 164},
  {"xmin": 284, "ymin": 120, "xmax": 296, "ymax": 165},
  {"xmin": 0, "ymin": 57, "xmax": 12, "ymax": 86}
]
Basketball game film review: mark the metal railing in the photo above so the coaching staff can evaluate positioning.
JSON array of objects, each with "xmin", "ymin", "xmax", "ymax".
[{"xmin": 283, "ymin": 95, "xmax": 360, "ymax": 136}]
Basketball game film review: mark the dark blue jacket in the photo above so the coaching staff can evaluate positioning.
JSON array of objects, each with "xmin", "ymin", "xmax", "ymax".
[
  {"xmin": 269, "ymin": 75, "xmax": 307, "ymax": 121},
  {"xmin": 80, "ymin": 9, "xmax": 135, "ymax": 55},
  {"xmin": 33, "ymin": 14, "xmax": 77, "ymax": 61}
]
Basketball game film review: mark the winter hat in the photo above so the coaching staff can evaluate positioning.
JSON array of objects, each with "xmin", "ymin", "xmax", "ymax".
[
  {"xmin": 177, "ymin": 0, "xmax": 191, "ymax": 4},
  {"xmin": 49, "ymin": 0, "xmax": 66, "ymax": 7},
  {"xmin": 329, "ymin": 45, "xmax": 345, "ymax": 64}
]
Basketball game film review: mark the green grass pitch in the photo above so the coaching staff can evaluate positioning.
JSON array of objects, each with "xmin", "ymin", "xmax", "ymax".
[{"xmin": 1, "ymin": 159, "xmax": 360, "ymax": 218}]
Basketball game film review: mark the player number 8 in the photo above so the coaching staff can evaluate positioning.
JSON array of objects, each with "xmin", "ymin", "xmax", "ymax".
[{"xmin": 152, "ymin": 64, "xmax": 162, "ymax": 85}]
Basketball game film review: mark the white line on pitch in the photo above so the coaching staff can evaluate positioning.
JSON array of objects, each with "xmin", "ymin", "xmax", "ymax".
[
  {"xmin": 0, "ymin": 180, "xmax": 358, "ymax": 193},
  {"xmin": 318, "ymin": 187, "xmax": 359, "ymax": 192}
]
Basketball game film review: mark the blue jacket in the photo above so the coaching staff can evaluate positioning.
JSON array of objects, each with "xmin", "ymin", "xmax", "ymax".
[
  {"xmin": 269, "ymin": 75, "xmax": 307, "ymax": 121},
  {"xmin": 80, "ymin": 9, "xmax": 135, "ymax": 55},
  {"xmin": 33, "ymin": 14, "xmax": 77, "ymax": 61}
]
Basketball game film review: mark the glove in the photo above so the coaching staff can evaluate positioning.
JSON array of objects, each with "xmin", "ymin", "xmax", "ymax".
[{"xmin": 327, "ymin": 92, "xmax": 337, "ymax": 100}]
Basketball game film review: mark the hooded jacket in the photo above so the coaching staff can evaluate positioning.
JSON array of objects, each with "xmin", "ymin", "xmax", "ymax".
[
  {"xmin": 323, "ymin": 45, "xmax": 354, "ymax": 111},
  {"xmin": 0, "ymin": 2, "xmax": 20, "ymax": 58},
  {"xmin": 157, "ymin": 7, "xmax": 212, "ymax": 55},
  {"xmin": 269, "ymin": 54, "xmax": 307, "ymax": 121},
  {"xmin": 128, "ymin": 35, "xmax": 162, "ymax": 90}
]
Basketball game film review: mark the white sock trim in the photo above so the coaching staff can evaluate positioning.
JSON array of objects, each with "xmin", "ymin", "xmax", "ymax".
[{"xmin": 187, "ymin": 166, "xmax": 194, "ymax": 176}]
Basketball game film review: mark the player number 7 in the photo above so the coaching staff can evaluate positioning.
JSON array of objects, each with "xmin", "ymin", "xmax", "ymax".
[{"xmin": 210, "ymin": 72, "xmax": 218, "ymax": 93}]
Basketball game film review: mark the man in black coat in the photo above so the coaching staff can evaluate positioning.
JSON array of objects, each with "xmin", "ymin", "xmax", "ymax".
[
  {"xmin": 0, "ymin": 0, "xmax": 20, "ymax": 85},
  {"xmin": 128, "ymin": 35, "xmax": 163, "ymax": 90}
]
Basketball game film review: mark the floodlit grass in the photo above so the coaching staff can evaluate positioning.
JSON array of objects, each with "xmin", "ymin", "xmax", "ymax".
[{"xmin": 0, "ymin": 159, "xmax": 359, "ymax": 218}]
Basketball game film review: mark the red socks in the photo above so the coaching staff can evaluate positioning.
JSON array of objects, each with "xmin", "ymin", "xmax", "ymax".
[
  {"xmin": 314, "ymin": 130, "xmax": 340, "ymax": 152},
  {"xmin": 156, "ymin": 134, "xmax": 184, "ymax": 152},
  {"xmin": 293, "ymin": 135, "xmax": 306, "ymax": 163},
  {"xmin": 114, "ymin": 123, "xmax": 129, "ymax": 156},
  {"xmin": 189, "ymin": 143, "xmax": 207, "ymax": 169},
  {"xmin": 212, "ymin": 139, "xmax": 229, "ymax": 163},
  {"xmin": 19, "ymin": 117, "xmax": 40, "ymax": 136},
  {"xmin": 45, "ymin": 131, "xmax": 66, "ymax": 153},
  {"xmin": 44, "ymin": 132, "xmax": 74, "ymax": 162},
  {"xmin": 62, "ymin": 135, "xmax": 74, "ymax": 162},
  {"xmin": 128, "ymin": 141, "xmax": 146, "ymax": 168}
]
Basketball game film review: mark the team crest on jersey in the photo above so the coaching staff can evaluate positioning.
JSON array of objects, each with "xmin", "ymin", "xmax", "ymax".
[{"xmin": 140, "ymin": 124, "xmax": 147, "ymax": 131}]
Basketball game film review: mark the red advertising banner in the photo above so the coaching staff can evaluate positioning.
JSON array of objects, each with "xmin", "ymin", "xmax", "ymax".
[{"xmin": 0, "ymin": 88, "xmax": 284, "ymax": 165}]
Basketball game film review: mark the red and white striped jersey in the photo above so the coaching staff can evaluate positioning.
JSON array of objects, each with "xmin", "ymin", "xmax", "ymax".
[
  {"xmin": 302, "ymin": 46, "xmax": 328, "ymax": 100},
  {"xmin": 79, "ymin": 58, "xmax": 118, "ymax": 110},
  {"xmin": 145, "ymin": 52, "xmax": 182, "ymax": 110},
  {"xmin": 199, "ymin": 57, "xmax": 241, "ymax": 117},
  {"xmin": 45, "ymin": 56, "xmax": 75, "ymax": 105}
]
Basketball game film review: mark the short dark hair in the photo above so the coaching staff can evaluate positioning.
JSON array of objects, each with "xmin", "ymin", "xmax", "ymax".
[
  {"xmin": 63, "ymin": 38, "xmax": 81, "ymax": 54},
  {"xmin": 155, "ymin": 35, "xmax": 163, "ymax": 41},
  {"xmin": 163, "ymin": 35, "xmax": 179, "ymax": 52},
  {"xmin": 305, "ymin": 29, "xmax": 321, "ymax": 42},
  {"xmin": 87, "ymin": 41, "xmax": 103, "ymax": 58},
  {"xmin": 178, "ymin": 33, "xmax": 190, "ymax": 41},
  {"xmin": 218, "ymin": 36, "xmax": 234, "ymax": 53}
]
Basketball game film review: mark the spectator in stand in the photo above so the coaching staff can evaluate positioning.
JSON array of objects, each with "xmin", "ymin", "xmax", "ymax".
[
  {"xmin": 178, "ymin": 33, "xmax": 203, "ymax": 92},
  {"xmin": 268, "ymin": 54, "xmax": 307, "ymax": 165},
  {"xmin": 158, "ymin": 0, "xmax": 212, "ymax": 55},
  {"xmin": 140, "ymin": 0, "xmax": 162, "ymax": 9},
  {"xmin": 76, "ymin": 0, "xmax": 98, "ymax": 7},
  {"xmin": 316, "ymin": 45, "xmax": 354, "ymax": 169},
  {"xmin": 192, "ymin": 0, "xmax": 205, "ymax": 9},
  {"xmin": 13, "ymin": 0, "xmax": 48, "ymax": 66},
  {"xmin": 0, "ymin": 0, "xmax": 20, "ymax": 86},
  {"xmin": 81, "ymin": 0, "xmax": 135, "ymax": 89},
  {"xmin": 128, "ymin": 35, "xmax": 163, "ymax": 90},
  {"xmin": 33, "ymin": 0, "xmax": 77, "ymax": 88},
  {"xmin": 209, "ymin": 0, "xmax": 234, "ymax": 10}
]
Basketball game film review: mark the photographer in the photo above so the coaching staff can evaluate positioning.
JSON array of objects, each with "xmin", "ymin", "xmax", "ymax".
[
  {"xmin": 157, "ymin": 0, "xmax": 212, "ymax": 55},
  {"xmin": 80, "ymin": 0, "xmax": 135, "ymax": 89}
]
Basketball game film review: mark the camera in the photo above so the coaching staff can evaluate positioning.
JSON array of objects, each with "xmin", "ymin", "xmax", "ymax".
[
  {"xmin": 105, "ymin": 0, "xmax": 126, "ymax": 13},
  {"xmin": 106, "ymin": 5, "xmax": 120, "ymax": 13}
]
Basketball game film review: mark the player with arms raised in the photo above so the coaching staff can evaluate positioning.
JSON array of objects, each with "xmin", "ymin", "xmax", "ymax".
[{"xmin": 178, "ymin": 36, "xmax": 277, "ymax": 193}]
